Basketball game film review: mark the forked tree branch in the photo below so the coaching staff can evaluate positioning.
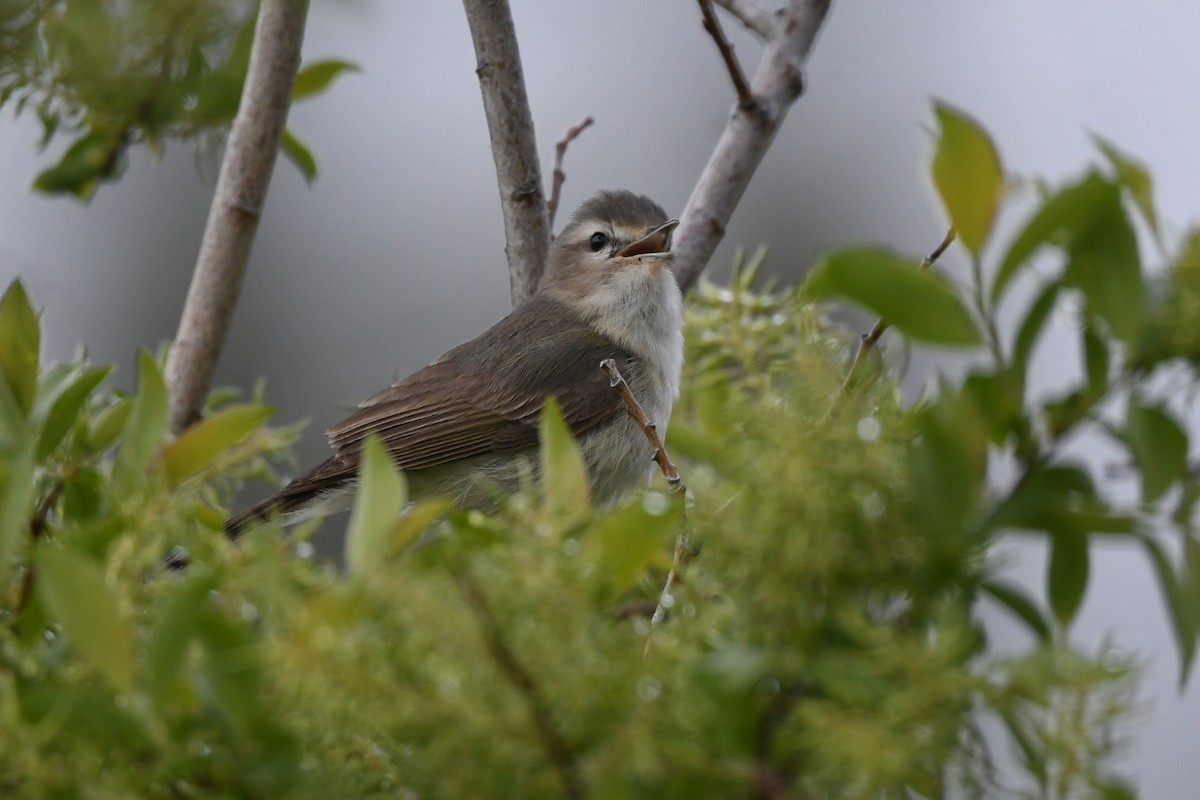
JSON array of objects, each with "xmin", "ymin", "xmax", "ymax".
[
  {"xmin": 463, "ymin": 0, "xmax": 551, "ymax": 308},
  {"xmin": 546, "ymin": 115, "xmax": 594, "ymax": 233},
  {"xmin": 672, "ymin": 0, "xmax": 833, "ymax": 292},
  {"xmin": 165, "ymin": 0, "xmax": 310, "ymax": 433}
]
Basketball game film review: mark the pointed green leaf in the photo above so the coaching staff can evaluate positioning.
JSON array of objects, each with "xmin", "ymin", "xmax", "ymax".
[
  {"xmin": 1137, "ymin": 533, "xmax": 1196, "ymax": 686},
  {"xmin": 36, "ymin": 546, "xmax": 134, "ymax": 692},
  {"xmin": 981, "ymin": 580, "xmax": 1052, "ymax": 642},
  {"xmin": 585, "ymin": 492, "xmax": 681, "ymax": 603},
  {"xmin": 112, "ymin": 351, "xmax": 168, "ymax": 490},
  {"xmin": 345, "ymin": 433, "xmax": 406, "ymax": 577},
  {"xmin": 539, "ymin": 396, "xmax": 590, "ymax": 521},
  {"xmin": 993, "ymin": 172, "xmax": 1115, "ymax": 302},
  {"xmin": 1093, "ymin": 135, "xmax": 1159, "ymax": 237},
  {"xmin": 1012, "ymin": 281, "xmax": 1061, "ymax": 369},
  {"xmin": 163, "ymin": 403, "xmax": 274, "ymax": 484},
  {"xmin": 1063, "ymin": 192, "xmax": 1144, "ymax": 342},
  {"xmin": 931, "ymin": 102, "xmax": 1004, "ymax": 255},
  {"xmin": 280, "ymin": 127, "xmax": 317, "ymax": 183},
  {"xmin": 37, "ymin": 366, "xmax": 111, "ymax": 460},
  {"xmin": 804, "ymin": 247, "xmax": 982, "ymax": 346},
  {"xmin": 87, "ymin": 396, "xmax": 132, "ymax": 453},
  {"xmin": 0, "ymin": 280, "xmax": 40, "ymax": 417},
  {"xmin": 1082, "ymin": 325, "xmax": 1109, "ymax": 397},
  {"xmin": 291, "ymin": 59, "xmax": 360, "ymax": 100},
  {"xmin": 1124, "ymin": 403, "xmax": 1188, "ymax": 505},
  {"xmin": 147, "ymin": 571, "xmax": 218, "ymax": 710},
  {"xmin": 1048, "ymin": 529, "xmax": 1089, "ymax": 627},
  {"xmin": 196, "ymin": 610, "xmax": 262, "ymax": 732}
]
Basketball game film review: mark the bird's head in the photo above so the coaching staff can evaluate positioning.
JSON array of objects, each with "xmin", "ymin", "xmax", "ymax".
[{"xmin": 540, "ymin": 190, "xmax": 679, "ymax": 306}]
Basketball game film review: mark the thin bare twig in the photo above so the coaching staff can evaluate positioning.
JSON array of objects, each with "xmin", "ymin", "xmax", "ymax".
[
  {"xmin": 673, "ymin": 0, "xmax": 833, "ymax": 293},
  {"xmin": 463, "ymin": 0, "xmax": 551, "ymax": 308},
  {"xmin": 699, "ymin": 0, "xmax": 755, "ymax": 107},
  {"xmin": 599, "ymin": 359, "xmax": 690, "ymax": 650},
  {"xmin": 714, "ymin": 0, "xmax": 774, "ymax": 38},
  {"xmin": 546, "ymin": 116, "xmax": 595, "ymax": 233},
  {"xmin": 824, "ymin": 228, "xmax": 957, "ymax": 418},
  {"xmin": 165, "ymin": 0, "xmax": 310, "ymax": 434},
  {"xmin": 458, "ymin": 570, "xmax": 584, "ymax": 799}
]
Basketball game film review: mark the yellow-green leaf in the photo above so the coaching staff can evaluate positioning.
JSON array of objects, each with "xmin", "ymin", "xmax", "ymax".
[
  {"xmin": 931, "ymin": 102, "xmax": 1004, "ymax": 255},
  {"xmin": 345, "ymin": 433, "xmax": 406, "ymax": 577},
  {"xmin": 585, "ymin": 492, "xmax": 681, "ymax": 604},
  {"xmin": 112, "ymin": 351, "xmax": 168, "ymax": 490},
  {"xmin": 1093, "ymin": 135, "xmax": 1159, "ymax": 237},
  {"xmin": 539, "ymin": 397, "xmax": 590, "ymax": 522},
  {"xmin": 804, "ymin": 247, "xmax": 982, "ymax": 346},
  {"xmin": 291, "ymin": 59, "xmax": 360, "ymax": 100},
  {"xmin": 280, "ymin": 127, "xmax": 317, "ymax": 184},
  {"xmin": 36, "ymin": 546, "xmax": 135, "ymax": 692},
  {"xmin": 163, "ymin": 403, "xmax": 274, "ymax": 484},
  {"xmin": 0, "ymin": 280, "xmax": 40, "ymax": 418}
]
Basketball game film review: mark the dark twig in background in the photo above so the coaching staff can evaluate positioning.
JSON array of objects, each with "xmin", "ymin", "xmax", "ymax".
[
  {"xmin": 698, "ymin": 0, "xmax": 754, "ymax": 107},
  {"xmin": 546, "ymin": 115, "xmax": 595, "ymax": 233},
  {"xmin": 462, "ymin": 0, "xmax": 550, "ymax": 307},
  {"xmin": 600, "ymin": 359, "xmax": 690, "ymax": 646},
  {"xmin": 825, "ymin": 228, "xmax": 957, "ymax": 418},
  {"xmin": 458, "ymin": 569, "xmax": 584, "ymax": 799}
]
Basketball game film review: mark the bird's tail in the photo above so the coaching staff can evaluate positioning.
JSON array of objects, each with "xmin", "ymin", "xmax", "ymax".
[{"xmin": 224, "ymin": 456, "xmax": 353, "ymax": 538}]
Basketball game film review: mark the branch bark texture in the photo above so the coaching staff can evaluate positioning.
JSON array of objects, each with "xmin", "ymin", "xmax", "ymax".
[
  {"xmin": 463, "ymin": 0, "xmax": 550, "ymax": 308},
  {"xmin": 672, "ymin": 0, "xmax": 833, "ymax": 292},
  {"xmin": 165, "ymin": 0, "xmax": 309, "ymax": 433}
]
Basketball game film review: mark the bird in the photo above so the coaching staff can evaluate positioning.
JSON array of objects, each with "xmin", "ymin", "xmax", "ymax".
[{"xmin": 225, "ymin": 190, "xmax": 684, "ymax": 537}]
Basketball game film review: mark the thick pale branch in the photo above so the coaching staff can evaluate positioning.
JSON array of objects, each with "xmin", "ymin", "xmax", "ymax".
[
  {"xmin": 673, "ymin": 0, "xmax": 832, "ymax": 293},
  {"xmin": 165, "ymin": 0, "xmax": 309, "ymax": 433},
  {"xmin": 463, "ymin": 0, "xmax": 550, "ymax": 308},
  {"xmin": 714, "ymin": 0, "xmax": 774, "ymax": 38},
  {"xmin": 546, "ymin": 115, "xmax": 594, "ymax": 233}
]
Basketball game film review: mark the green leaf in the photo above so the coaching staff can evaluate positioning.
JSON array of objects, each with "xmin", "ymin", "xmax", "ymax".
[
  {"xmin": 930, "ymin": 102, "xmax": 1004, "ymax": 255},
  {"xmin": 112, "ymin": 351, "xmax": 168, "ymax": 490},
  {"xmin": 0, "ymin": 280, "xmax": 40, "ymax": 418},
  {"xmin": 1047, "ymin": 529, "xmax": 1089, "ymax": 627},
  {"xmin": 539, "ymin": 396, "xmax": 590, "ymax": 522},
  {"xmin": 87, "ymin": 396, "xmax": 132, "ymax": 453},
  {"xmin": 585, "ymin": 492, "xmax": 682, "ymax": 603},
  {"xmin": 1124, "ymin": 403, "xmax": 1188, "ymax": 505},
  {"xmin": 993, "ymin": 172, "xmax": 1115, "ymax": 302},
  {"xmin": 980, "ymin": 580, "xmax": 1051, "ymax": 642},
  {"xmin": 1082, "ymin": 325, "xmax": 1109, "ymax": 397},
  {"xmin": 1137, "ymin": 533, "xmax": 1196, "ymax": 687},
  {"xmin": 1012, "ymin": 281, "xmax": 1061, "ymax": 370},
  {"xmin": 345, "ymin": 433, "xmax": 406, "ymax": 577},
  {"xmin": 147, "ymin": 571, "xmax": 218, "ymax": 710},
  {"xmin": 35, "ymin": 546, "xmax": 134, "ymax": 692},
  {"xmin": 1063, "ymin": 189, "xmax": 1144, "ymax": 342},
  {"xmin": 291, "ymin": 59, "xmax": 360, "ymax": 100},
  {"xmin": 804, "ymin": 247, "xmax": 982, "ymax": 346},
  {"xmin": 163, "ymin": 403, "xmax": 274, "ymax": 484},
  {"xmin": 32, "ymin": 128, "xmax": 124, "ymax": 200},
  {"xmin": 280, "ymin": 127, "xmax": 317, "ymax": 183},
  {"xmin": 36, "ymin": 366, "xmax": 111, "ymax": 460},
  {"xmin": 910, "ymin": 390, "xmax": 988, "ymax": 544},
  {"xmin": 1093, "ymin": 135, "xmax": 1159, "ymax": 237}
]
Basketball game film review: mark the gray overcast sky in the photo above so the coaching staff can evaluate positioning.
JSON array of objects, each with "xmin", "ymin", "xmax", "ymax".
[{"xmin": 2, "ymin": 2, "xmax": 1198, "ymax": 793}]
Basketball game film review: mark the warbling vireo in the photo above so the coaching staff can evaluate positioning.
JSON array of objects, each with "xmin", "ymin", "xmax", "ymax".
[{"xmin": 226, "ymin": 190, "xmax": 683, "ymax": 537}]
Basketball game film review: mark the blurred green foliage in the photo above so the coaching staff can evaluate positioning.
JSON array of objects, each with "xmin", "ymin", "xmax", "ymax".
[
  {"xmin": 6, "ymin": 104, "xmax": 1200, "ymax": 796},
  {"xmin": 0, "ymin": 0, "xmax": 355, "ymax": 198}
]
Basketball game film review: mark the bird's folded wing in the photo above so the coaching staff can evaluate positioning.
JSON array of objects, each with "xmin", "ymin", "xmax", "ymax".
[{"xmin": 326, "ymin": 314, "xmax": 636, "ymax": 472}]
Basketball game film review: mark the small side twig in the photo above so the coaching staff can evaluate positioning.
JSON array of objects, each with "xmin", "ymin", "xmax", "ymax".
[
  {"xmin": 699, "ymin": 0, "xmax": 755, "ymax": 108},
  {"xmin": 546, "ymin": 116, "xmax": 594, "ymax": 233},
  {"xmin": 824, "ymin": 228, "xmax": 956, "ymax": 419},
  {"xmin": 714, "ymin": 0, "xmax": 774, "ymax": 38},
  {"xmin": 14, "ymin": 480, "xmax": 64, "ymax": 613},
  {"xmin": 458, "ymin": 569, "xmax": 584, "ymax": 799},
  {"xmin": 599, "ymin": 359, "xmax": 690, "ymax": 649}
]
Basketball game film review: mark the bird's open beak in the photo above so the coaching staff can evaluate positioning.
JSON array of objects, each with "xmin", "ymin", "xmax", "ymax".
[{"xmin": 618, "ymin": 219, "xmax": 679, "ymax": 259}]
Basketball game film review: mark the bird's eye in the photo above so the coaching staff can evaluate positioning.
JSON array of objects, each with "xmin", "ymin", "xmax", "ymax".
[{"xmin": 589, "ymin": 232, "xmax": 609, "ymax": 253}]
